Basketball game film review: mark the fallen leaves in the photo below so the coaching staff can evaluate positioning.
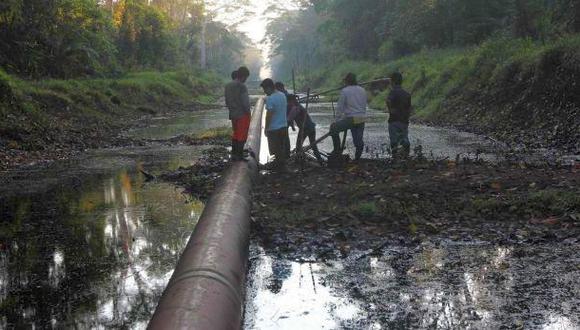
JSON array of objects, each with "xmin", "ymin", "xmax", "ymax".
[{"xmin": 530, "ymin": 216, "xmax": 560, "ymax": 225}]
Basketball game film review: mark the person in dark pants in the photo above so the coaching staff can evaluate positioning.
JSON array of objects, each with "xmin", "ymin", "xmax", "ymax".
[
  {"xmin": 261, "ymin": 78, "xmax": 289, "ymax": 171},
  {"xmin": 329, "ymin": 73, "xmax": 367, "ymax": 160},
  {"xmin": 286, "ymin": 94, "xmax": 323, "ymax": 164},
  {"xmin": 386, "ymin": 72, "xmax": 412, "ymax": 158},
  {"xmin": 224, "ymin": 66, "xmax": 251, "ymax": 161}
]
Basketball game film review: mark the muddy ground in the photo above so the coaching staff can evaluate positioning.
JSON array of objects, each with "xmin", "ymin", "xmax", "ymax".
[
  {"xmin": 161, "ymin": 146, "xmax": 580, "ymax": 328},
  {"xmin": 245, "ymin": 158, "xmax": 579, "ymax": 328},
  {"xmin": 251, "ymin": 159, "xmax": 579, "ymax": 260},
  {"xmin": 0, "ymin": 105, "xmax": 225, "ymax": 171}
]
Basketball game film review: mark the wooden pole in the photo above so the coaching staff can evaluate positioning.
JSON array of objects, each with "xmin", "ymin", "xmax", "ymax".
[
  {"xmin": 298, "ymin": 78, "xmax": 390, "ymax": 103},
  {"xmin": 292, "ymin": 68, "xmax": 296, "ymax": 94},
  {"xmin": 298, "ymin": 88, "xmax": 311, "ymax": 150}
]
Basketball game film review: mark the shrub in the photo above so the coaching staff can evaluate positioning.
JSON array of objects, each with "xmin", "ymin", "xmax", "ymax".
[{"xmin": 354, "ymin": 202, "xmax": 378, "ymax": 218}]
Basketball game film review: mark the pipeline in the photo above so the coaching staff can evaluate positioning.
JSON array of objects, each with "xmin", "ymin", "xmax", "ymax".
[{"xmin": 148, "ymin": 97, "xmax": 265, "ymax": 330}]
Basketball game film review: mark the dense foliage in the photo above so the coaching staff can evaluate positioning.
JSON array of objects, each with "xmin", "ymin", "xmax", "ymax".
[
  {"xmin": 268, "ymin": 0, "xmax": 580, "ymax": 78},
  {"xmin": 0, "ymin": 0, "xmax": 249, "ymax": 78}
]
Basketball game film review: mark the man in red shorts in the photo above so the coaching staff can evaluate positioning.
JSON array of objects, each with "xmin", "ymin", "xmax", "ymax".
[{"xmin": 225, "ymin": 66, "xmax": 251, "ymax": 161}]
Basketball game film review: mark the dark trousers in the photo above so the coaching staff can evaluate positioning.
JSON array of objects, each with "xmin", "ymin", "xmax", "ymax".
[
  {"xmin": 389, "ymin": 121, "xmax": 411, "ymax": 157},
  {"xmin": 296, "ymin": 127, "xmax": 323, "ymax": 162},
  {"xmin": 330, "ymin": 117, "xmax": 365, "ymax": 154},
  {"xmin": 388, "ymin": 121, "xmax": 410, "ymax": 152},
  {"xmin": 267, "ymin": 127, "xmax": 289, "ymax": 166}
]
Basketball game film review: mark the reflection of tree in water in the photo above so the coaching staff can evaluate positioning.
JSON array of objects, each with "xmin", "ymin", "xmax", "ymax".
[
  {"xmin": 0, "ymin": 170, "xmax": 198, "ymax": 328},
  {"xmin": 0, "ymin": 180, "xmax": 118, "ymax": 328},
  {"xmin": 330, "ymin": 240, "xmax": 579, "ymax": 329},
  {"xmin": 267, "ymin": 258, "xmax": 292, "ymax": 294}
]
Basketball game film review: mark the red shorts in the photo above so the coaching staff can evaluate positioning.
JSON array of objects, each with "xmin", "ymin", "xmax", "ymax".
[{"xmin": 232, "ymin": 112, "xmax": 251, "ymax": 142}]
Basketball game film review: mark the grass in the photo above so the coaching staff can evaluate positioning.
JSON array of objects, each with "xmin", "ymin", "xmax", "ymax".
[
  {"xmin": 471, "ymin": 190, "xmax": 580, "ymax": 219},
  {"xmin": 354, "ymin": 201, "xmax": 378, "ymax": 218},
  {"xmin": 0, "ymin": 69, "xmax": 222, "ymax": 151},
  {"xmin": 194, "ymin": 126, "xmax": 232, "ymax": 140},
  {"xmin": 301, "ymin": 34, "xmax": 580, "ymax": 119}
]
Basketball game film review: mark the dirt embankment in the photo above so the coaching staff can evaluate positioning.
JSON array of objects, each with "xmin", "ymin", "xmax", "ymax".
[
  {"xmin": 0, "ymin": 71, "xmax": 220, "ymax": 171},
  {"xmin": 432, "ymin": 47, "xmax": 580, "ymax": 153},
  {"xmin": 305, "ymin": 38, "xmax": 580, "ymax": 154}
]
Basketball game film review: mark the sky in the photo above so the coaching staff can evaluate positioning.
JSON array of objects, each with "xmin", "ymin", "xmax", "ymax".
[{"xmin": 209, "ymin": 0, "xmax": 301, "ymax": 78}]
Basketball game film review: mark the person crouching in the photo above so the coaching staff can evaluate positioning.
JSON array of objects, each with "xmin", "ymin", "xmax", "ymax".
[{"xmin": 287, "ymin": 94, "xmax": 323, "ymax": 164}]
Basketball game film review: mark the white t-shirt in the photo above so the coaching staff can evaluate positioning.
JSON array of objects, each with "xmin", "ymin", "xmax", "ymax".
[{"xmin": 336, "ymin": 85, "xmax": 367, "ymax": 120}]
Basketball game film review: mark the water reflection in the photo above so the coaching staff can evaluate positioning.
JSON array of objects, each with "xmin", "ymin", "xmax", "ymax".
[
  {"xmin": 302, "ymin": 103, "xmax": 505, "ymax": 161},
  {"xmin": 0, "ymin": 167, "xmax": 201, "ymax": 328},
  {"xmin": 245, "ymin": 248, "xmax": 365, "ymax": 329},
  {"xmin": 125, "ymin": 110, "xmax": 230, "ymax": 141},
  {"xmin": 245, "ymin": 242, "xmax": 579, "ymax": 329}
]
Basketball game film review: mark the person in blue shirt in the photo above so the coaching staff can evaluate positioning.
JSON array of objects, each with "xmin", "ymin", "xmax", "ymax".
[{"xmin": 260, "ymin": 78, "xmax": 289, "ymax": 171}]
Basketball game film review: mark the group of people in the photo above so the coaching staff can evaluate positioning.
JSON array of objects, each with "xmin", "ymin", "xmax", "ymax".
[{"xmin": 224, "ymin": 66, "xmax": 412, "ymax": 170}]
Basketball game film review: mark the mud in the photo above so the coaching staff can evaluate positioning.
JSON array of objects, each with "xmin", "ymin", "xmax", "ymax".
[
  {"xmin": 244, "ymin": 159, "xmax": 580, "ymax": 329},
  {"xmin": 0, "ymin": 109, "xmax": 231, "ymax": 328}
]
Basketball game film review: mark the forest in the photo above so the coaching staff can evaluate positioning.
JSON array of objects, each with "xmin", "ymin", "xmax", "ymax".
[
  {"xmin": 269, "ymin": 0, "xmax": 580, "ymax": 76},
  {"xmin": 266, "ymin": 0, "xmax": 580, "ymax": 152},
  {"xmin": 0, "ymin": 1, "xmax": 579, "ymax": 329},
  {"xmin": 0, "ymin": 0, "xmax": 263, "ymax": 167},
  {"xmin": 0, "ymin": 0, "xmax": 257, "ymax": 78}
]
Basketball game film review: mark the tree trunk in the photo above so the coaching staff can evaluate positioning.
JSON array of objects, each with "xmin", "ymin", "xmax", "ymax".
[
  {"xmin": 107, "ymin": 0, "xmax": 114, "ymax": 15},
  {"xmin": 200, "ymin": 15, "xmax": 207, "ymax": 70},
  {"xmin": 575, "ymin": 0, "xmax": 580, "ymax": 32}
]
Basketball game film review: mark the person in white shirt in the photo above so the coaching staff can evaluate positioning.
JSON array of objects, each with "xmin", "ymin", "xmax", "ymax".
[{"xmin": 329, "ymin": 72, "xmax": 367, "ymax": 160}]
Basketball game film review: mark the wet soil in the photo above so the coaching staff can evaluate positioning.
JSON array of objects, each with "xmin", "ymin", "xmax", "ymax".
[
  {"xmin": 161, "ymin": 147, "xmax": 230, "ymax": 201},
  {"xmin": 0, "ymin": 110, "xmax": 231, "ymax": 328},
  {"xmin": 245, "ymin": 159, "xmax": 580, "ymax": 329},
  {"xmin": 0, "ymin": 104, "xmax": 203, "ymax": 172}
]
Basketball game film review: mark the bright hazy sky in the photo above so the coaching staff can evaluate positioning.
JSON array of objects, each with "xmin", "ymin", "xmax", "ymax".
[{"xmin": 210, "ymin": 0, "xmax": 300, "ymax": 78}]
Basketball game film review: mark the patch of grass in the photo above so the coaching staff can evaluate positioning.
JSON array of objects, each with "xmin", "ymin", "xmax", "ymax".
[
  {"xmin": 471, "ymin": 189, "xmax": 580, "ymax": 218},
  {"xmin": 528, "ymin": 190, "xmax": 580, "ymax": 215},
  {"xmin": 301, "ymin": 34, "xmax": 580, "ymax": 127},
  {"xmin": 354, "ymin": 201, "xmax": 378, "ymax": 218},
  {"xmin": 194, "ymin": 126, "xmax": 232, "ymax": 140},
  {"xmin": 0, "ymin": 70, "xmax": 222, "ymax": 151}
]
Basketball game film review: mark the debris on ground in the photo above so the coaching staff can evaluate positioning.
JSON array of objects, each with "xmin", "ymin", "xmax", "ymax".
[
  {"xmin": 161, "ymin": 147, "xmax": 230, "ymax": 200},
  {"xmin": 244, "ymin": 158, "xmax": 579, "ymax": 328},
  {"xmin": 251, "ymin": 159, "xmax": 579, "ymax": 260}
]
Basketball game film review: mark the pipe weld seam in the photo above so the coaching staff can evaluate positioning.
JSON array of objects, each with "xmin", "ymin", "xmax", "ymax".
[{"xmin": 166, "ymin": 268, "xmax": 242, "ymax": 305}]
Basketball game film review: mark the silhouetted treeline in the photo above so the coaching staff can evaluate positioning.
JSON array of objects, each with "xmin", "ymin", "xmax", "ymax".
[{"xmin": 268, "ymin": 0, "xmax": 580, "ymax": 77}]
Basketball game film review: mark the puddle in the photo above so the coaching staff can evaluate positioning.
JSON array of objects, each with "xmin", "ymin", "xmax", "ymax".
[
  {"xmin": 0, "ymin": 168, "xmax": 202, "ymax": 328},
  {"xmin": 244, "ymin": 246, "xmax": 365, "ymax": 330},
  {"xmin": 124, "ymin": 109, "xmax": 230, "ymax": 140},
  {"xmin": 245, "ymin": 240, "xmax": 580, "ymax": 329},
  {"xmin": 290, "ymin": 103, "xmax": 576, "ymax": 164},
  {"xmin": 0, "ymin": 107, "xmax": 232, "ymax": 328}
]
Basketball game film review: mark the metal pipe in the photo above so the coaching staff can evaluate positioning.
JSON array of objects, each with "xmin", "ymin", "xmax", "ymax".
[{"xmin": 148, "ymin": 97, "xmax": 265, "ymax": 330}]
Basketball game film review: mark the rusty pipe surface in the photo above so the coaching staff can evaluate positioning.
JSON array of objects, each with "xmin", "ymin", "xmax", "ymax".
[{"xmin": 148, "ymin": 97, "xmax": 265, "ymax": 330}]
